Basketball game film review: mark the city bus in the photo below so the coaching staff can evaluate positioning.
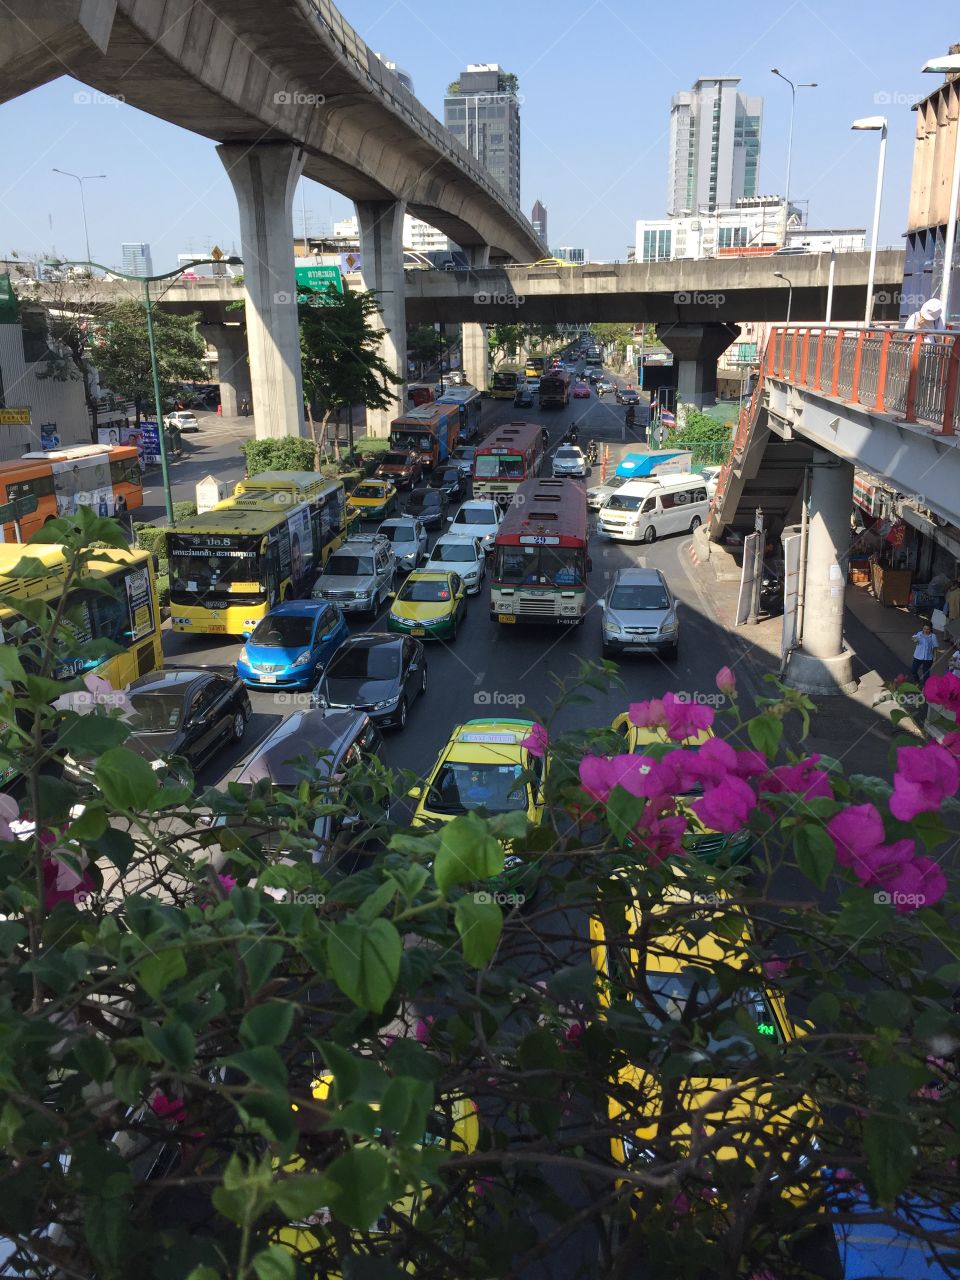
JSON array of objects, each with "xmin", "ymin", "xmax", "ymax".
[
  {"xmin": 490, "ymin": 478, "xmax": 590, "ymax": 626},
  {"xmin": 389, "ymin": 402, "xmax": 461, "ymax": 470},
  {"xmin": 166, "ymin": 482, "xmax": 349, "ymax": 636},
  {"xmin": 0, "ymin": 445, "xmax": 143, "ymax": 542},
  {"xmin": 435, "ymin": 384, "xmax": 482, "ymax": 440},
  {"xmin": 234, "ymin": 472, "xmax": 357, "ymax": 538},
  {"xmin": 538, "ymin": 370, "xmax": 571, "ymax": 408},
  {"xmin": 471, "ymin": 423, "xmax": 546, "ymax": 504},
  {"xmin": 524, "ymin": 356, "xmax": 547, "ymax": 379},
  {"xmin": 491, "ymin": 363, "xmax": 523, "ymax": 400}
]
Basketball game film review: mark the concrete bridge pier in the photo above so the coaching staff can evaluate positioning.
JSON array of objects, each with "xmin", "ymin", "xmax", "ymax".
[
  {"xmin": 200, "ymin": 322, "xmax": 250, "ymax": 418},
  {"xmin": 218, "ymin": 142, "xmax": 305, "ymax": 439},
  {"xmin": 655, "ymin": 322, "xmax": 740, "ymax": 409},
  {"xmin": 357, "ymin": 200, "xmax": 407, "ymax": 438},
  {"xmin": 461, "ymin": 245, "xmax": 491, "ymax": 391},
  {"xmin": 783, "ymin": 454, "xmax": 858, "ymax": 695}
]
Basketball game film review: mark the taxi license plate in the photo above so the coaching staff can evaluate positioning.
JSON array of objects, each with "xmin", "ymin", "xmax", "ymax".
[
  {"xmin": 258, "ymin": 673, "xmax": 277, "ymax": 683},
  {"xmin": 498, "ymin": 615, "xmax": 516, "ymax": 624},
  {"xmin": 411, "ymin": 628, "xmax": 426, "ymax": 636},
  {"xmin": 208, "ymin": 625, "xmax": 226, "ymax": 633}
]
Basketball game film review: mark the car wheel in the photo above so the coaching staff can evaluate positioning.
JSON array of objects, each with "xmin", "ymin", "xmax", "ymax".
[
  {"xmin": 231, "ymin": 708, "xmax": 247, "ymax": 743},
  {"xmin": 602, "ymin": 642, "xmax": 614, "ymax": 659},
  {"xmin": 689, "ymin": 515, "xmax": 702, "ymax": 532},
  {"xmin": 643, "ymin": 525, "xmax": 657, "ymax": 544},
  {"xmin": 397, "ymin": 697, "xmax": 408, "ymax": 729}
]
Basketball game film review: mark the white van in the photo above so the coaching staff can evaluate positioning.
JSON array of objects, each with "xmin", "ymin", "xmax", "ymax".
[{"xmin": 597, "ymin": 472, "xmax": 709, "ymax": 543}]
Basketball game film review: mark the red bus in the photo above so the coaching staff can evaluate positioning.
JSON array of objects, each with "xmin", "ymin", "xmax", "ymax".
[
  {"xmin": 538, "ymin": 370, "xmax": 571, "ymax": 408},
  {"xmin": 389, "ymin": 403, "xmax": 460, "ymax": 470},
  {"xmin": 471, "ymin": 422, "xmax": 545, "ymax": 503},
  {"xmin": 0, "ymin": 445, "xmax": 143, "ymax": 542},
  {"xmin": 490, "ymin": 477, "xmax": 590, "ymax": 625}
]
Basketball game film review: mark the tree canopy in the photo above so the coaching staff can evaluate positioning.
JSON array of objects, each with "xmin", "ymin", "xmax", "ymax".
[{"xmin": 90, "ymin": 300, "xmax": 206, "ymax": 422}]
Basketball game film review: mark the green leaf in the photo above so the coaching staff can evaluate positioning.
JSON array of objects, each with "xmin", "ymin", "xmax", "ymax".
[
  {"xmin": 143, "ymin": 1020, "xmax": 196, "ymax": 1073},
  {"xmin": 95, "ymin": 746, "xmax": 159, "ymax": 810},
  {"xmin": 0, "ymin": 646, "xmax": 26, "ymax": 682},
  {"xmin": 56, "ymin": 713, "xmax": 129, "ymax": 755},
  {"xmin": 136, "ymin": 948, "xmax": 187, "ymax": 1000},
  {"xmin": 748, "ymin": 713, "xmax": 783, "ymax": 759},
  {"xmin": 864, "ymin": 1115, "xmax": 915, "ymax": 1204},
  {"xmin": 252, "ymin": 1246, "xmax": 296, "ymax": 1280},
  {"xmin": 89, "ymin": 826, "xmax": 135, "ymax": 874},
  {"xmin": 242, "ymin": 939, "xmax": 284, "ymax": 993},
  {"xmin": 66, "ymin": 805, "xmax": 108, "ymax": 842},
  {"xmin": 434, "ymin": 813, "xmax": 504, "ymax": 892},
  {"xmin": 72, "ymin": 1036, "xmax": 113, "ymax": 1083},
  {"xmin": 387, "ymin": 831, "xmax": 440, "ymax": 856},
  {"xmin": 84, "ymin": 1197, "xmax": 128, "ymax": 1275},
  {"xmin": 378, "ymin": 1076, "xmax": 433, "ymax": 1144},
  {"xmin": 605, "ymin": 785, "xmax": 648, "ymax": 846},
  {"xmin": 454, "ymin": 894, "xmax": 503, "ymax": 968},
  {"xmin": 488, "ymin": 809, "xmax": 531, "ymax": 840},
  {"xmin": 225, "ymin": 1047, "xmax": 288, "ymax": 1093},
  {"xmin": 186, "ymin": 1268, "xmax": 223, "ymax": 1280},
  {"xmin": 328, "ymin": 918, "xmax": 402, "ymax": 1013},
  {"xmin": 37, "ymin": 774, "xmax": 79, "ymax": 824},
  {"xmin": 793, "ymin": 824, "xmax": 835, "ymax": 890},
  {"xmin": 240, "ymin": 1001, "xmax": 295, "ymax": 1049},
  {"xmin": 353, "ymin": 879, "xmax": 398, "ymax": 924},
  {"xmin": 272, "ymin": 1173, "xmax": 329, "ymax": 1219},
  {"xmin": 323, "ymin": 1146, "xmax": 391, "ymax": 1228}
]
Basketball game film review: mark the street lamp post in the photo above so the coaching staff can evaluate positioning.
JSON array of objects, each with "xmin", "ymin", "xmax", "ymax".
[
  {"xmin": 922, "ymin": 55, "xmax": 960, "ymax": 323},
  {"xmin": 774, "ymin": 271, "xmax": 794, "ymax": 324},
  {"xmin": 51, "ymin": 170, "xmax": 106, "ymax": 264},
  {"xmin": 770, "ymin": 70, "xmax": 817, "ymax": 245},
  {"xmin": 50, "ymin": 255, "xmax": 241, "ymax": 524},
  {"xmin": 851, "ymin": 116, "xmax": 888, "ymax": 324}
]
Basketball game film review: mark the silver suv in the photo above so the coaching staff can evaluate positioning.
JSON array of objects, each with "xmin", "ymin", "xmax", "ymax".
[
  {"xmin": 600, "ymin": 566, "xmax": 679, "ymax": 660},
  {"xmin": 313, "ymin": 535, "xmax": 395, "ymax": 617}
]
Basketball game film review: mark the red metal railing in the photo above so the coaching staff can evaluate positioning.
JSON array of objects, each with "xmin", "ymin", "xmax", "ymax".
[
  {"xmin": 708, "ymin": 359, "xmax": 767, "ymax": 527},
  {"xmin": 765, "ymin": 326, "xmax": 960, "ymax": 436}
]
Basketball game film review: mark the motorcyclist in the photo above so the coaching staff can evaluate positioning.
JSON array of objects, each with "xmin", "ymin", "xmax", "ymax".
[
  {"xmin": 586, "ymin": 440, "xmax": 599, "ymax": 465},
  {"xmin": 625, "ymin": 405, "xmax": 636, "ymax": 428},
  {"xmin": 566, "ymin": 423, "xmax": 579, "ymax": 445},
  {"xmin": 540, "ymin": 427, "xmax": 549, "ymax": 448}
]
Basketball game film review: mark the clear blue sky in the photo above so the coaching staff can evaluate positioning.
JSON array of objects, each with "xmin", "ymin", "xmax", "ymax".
[{"xmin": 0, "ymin": 0, "xmax": 956, "ymax": 270}]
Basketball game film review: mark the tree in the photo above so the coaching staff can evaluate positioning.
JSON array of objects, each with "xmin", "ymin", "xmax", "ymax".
[
  {"xmin": 488, "ymin": 324, "xmax": 525, "ymax": 364},
  {"xmin": 90, "ymin": 300, "xmax": 207, "ymax": 425},
  {"xmin": 300, "ymin": 287, "xmax": 402, "ymax": 465},
  {"xmin": 590, "ymin": 323, "xmax": 634, "ymax": 364},
  {"xmin": 407, "ymin": 324, "xmax": 443, "ymax": 378}
]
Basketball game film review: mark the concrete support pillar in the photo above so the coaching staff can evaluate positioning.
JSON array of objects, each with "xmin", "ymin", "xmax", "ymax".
[
  {"xmin": 217, "ymin": 142, "xmax": 305, "ymax": 439},
  {"xmin": 356, "ymin": 199, "xmax": 407, "ymax": 439},
  {"xmin": 783, "ymin": 456, "xmax": 857, "ymax": 695},
  {"xmin": 461, "ymin": 244, "xmax": 491, "ymax": 390},
  {"xmin": 200, "ymin": 323, "xmax": 250, "ymax": 418},
  {"xmin": 656, "ymin": 323, "xmax": 740, "ymax": 409}
]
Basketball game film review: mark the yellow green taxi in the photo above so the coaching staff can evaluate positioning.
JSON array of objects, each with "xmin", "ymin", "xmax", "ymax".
[
  {"xmin": 611, "ymin": 714, "xmax": 752, "ymax": 863},
  {"xmin": 347, "ymin": 478, "xmax": 397, "ymax": 520},
  {"xmin": 387, "ymin": 570, "xmax": 467, "ymax": 641},
  {"xmin": 275, "ymin": 1073, "xmax": 479, "ymax": 1266},
  {"xmin": 591, "ymin": 882, "xmax": 818, "ymax": 1205}
]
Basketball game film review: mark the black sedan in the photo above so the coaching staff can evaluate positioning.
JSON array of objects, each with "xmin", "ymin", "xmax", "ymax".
[
  {"xmin": 428, "ymin": 465, "xmax": 466, "ymax": 502},
  {"xmin": 513, "ymin": 386, "xmax": 533, "ymax": 408},
  {"xmin": 63, "ymin": 669, "xmax": 251, "ymax": 786},
  {"xmin": 404, "ymin": 486, "xmax": 449, "ymax": 529},
  {"xmin": 615, "ymin": 386, "xmax": 640, "ymax": 406},
  {"xmin": 313, "ymin": 633, "xmax": 426, "ymax": 729}
]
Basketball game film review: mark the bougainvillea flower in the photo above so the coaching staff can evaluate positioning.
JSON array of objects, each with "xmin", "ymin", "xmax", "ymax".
[
  {"xmin": 693, "ymin": 777, "xmax": 756, "ymax": 833},
  {"xmin": 923, "ymin": 673, "xmax": 960, "ymax": 715},
  {"xmin": 849, "ymin": 838, "xmax": 915, "ymax": 887},
  {"xmin": 521, "ymin": 723, "xmax": 549, "ymax": 757},
  {"xmin": 579, "ymin": 755, "xmax": 614, "ymax": 804},
  {"xmin": 827, "ymin": 804, "xmax": 886, "ymax": 868},
  {"xmin": 633, "ymin": 812, "xmax": 688, "ymax": 863},
  {"xmin": 715, "ymin": 666, "xmax": 737, "ymax": 695},
  {"xmin": 629, "ymin": 699, "xmax": 666, "ymax": 730},
  {"xmin": 661, "ymin": 692, "xmax": 715, "ymax": 741},
  {"xmin": 730, "ymin": 750, "xmax": 769, "ymax": 779},
  {"xmin": 889, "ymin": 743, "xmax": 960, "ymax": 821},
  {"xmin": 881, "ymin": 855, "xmax": 947, "ymax": 911},
  {"xmin": 763, "ymin": 756, "xmax": 834, "ymax": 803}
]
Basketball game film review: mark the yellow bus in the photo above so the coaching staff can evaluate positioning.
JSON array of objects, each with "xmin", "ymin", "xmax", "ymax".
[
  {"xmin": 0, "ymin": 544, "xmax": 162, "ymax": 787},
  {"xmin": 167, "ymin": 478, "xmax": 349, "ymax": 636},
  {"xmin": 234, "ymin": 470, "xmax": 359, "ymax": 538}
]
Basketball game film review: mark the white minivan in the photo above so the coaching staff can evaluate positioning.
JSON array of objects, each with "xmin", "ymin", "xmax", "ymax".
[{"xmin": 597, "ymin": 473, "xmax": 709, "ymax": 543}]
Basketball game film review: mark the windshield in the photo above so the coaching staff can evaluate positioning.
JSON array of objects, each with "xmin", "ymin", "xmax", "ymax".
[
  {"xmin": 398, "ymin": 579, "xmax": 452, "ymax": 603},
  {"xmin": 380, "ymin": 525, "xmax": 415, "ymax": 543},
  {"xmin": 392, "ymin": 432, "xmax": 432, "ymax": 455},
  {"xmin": 495, "ymin": 545, "xmax": 584, "ymax": 587},
  {"xmin": 428, "ymin": 761, "xmax": 527, "ymax": 814},
  {"xmin": 632, "ymin": 965, "xmax": 781, "ymax": 1052},
  {"xmin": 610, "ymin": 585, "xmax": 669, "ymax": 610},
  {"xmin": 168, "ymin": 539, "xmax": 260, "ymax": 602},
  {"xmin": 381, "ymin": 453, "xmax": 412, "ymax": 467},
  {"xmin": 408, "ymin": 491, "xmax": 439, "ymax": 511},
  {"xmin": 475, "ymin": 454, "xmax": 524, "ymax": 479},
  {"xmin": 605, "ymin": 493, "xmax": 646, "ymax": 512},
  {"xmin": 432, "ymin": 542, "xmax": 475, "ymax": 563},
  {"xmin": 326, "ymin": 556, "xmax": 373, "ymax": 576},
  {"xmin": 354, "ymin": 484, "xmax": 383, "ymax": 498},
  {"xmin": 250, "ymin": 614, "xmax": 314, "ymax": 648},
  {"xmin": 129, "ymin": 692, "xmax": 184, "ymax": 733},
  {"xmin": 453, "ymin": 507, "xmax": 496, "ymax": 527},
  {"xmin": 453, "ymin": 448, "xmax": 476, "ymax": 461},
  {"xmin": 556, "ymin": 449, "xmax": 581, "ymax": 461},
  {"xmin": 328, "ymin": 645, "xmax": 400, "ymax": 681}
]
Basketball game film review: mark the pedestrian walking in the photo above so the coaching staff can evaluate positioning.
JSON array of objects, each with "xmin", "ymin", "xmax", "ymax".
[
  {"xmin": 240, "ymin": 398, "xmax": 250, "ymax": 417},
  {"xmin": 910, "ymin": 622, "xmax": 940, "ymax": 683}
]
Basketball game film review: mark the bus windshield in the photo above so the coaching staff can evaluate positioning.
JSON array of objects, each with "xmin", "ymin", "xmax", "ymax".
[
  {"xmin": 475, "ymin": 454, "xmax": 524, "ymax": 479},
  {"xmin": 495, "ymin": 545, "xmax": 584, "ymax": 586},
  {"xmin": 391, "ymin": 431, "xmax": 433, "ymax": 454},
  {"xmin": 168, "ymin": 537, "xmax": 261, "ymax": 601},
  {"xmin": 493, "ymin": 371, "xmax": 519, "ymax": 388}
]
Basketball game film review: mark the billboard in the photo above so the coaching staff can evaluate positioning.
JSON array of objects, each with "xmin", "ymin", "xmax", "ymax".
[
  {"xmin": 51, "ymin": 454, "xmax": 118, "ymax": 517},
  {"xmin": 97, "ymin": 421, "xmax": 159, "ymax": 468}
]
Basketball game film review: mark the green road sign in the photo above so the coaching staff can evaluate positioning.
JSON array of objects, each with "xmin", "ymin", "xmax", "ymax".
[
  {"xmin": 0, "ymin": 495, "xmax": 38, "ymax": 524},
  {"xmin": 294, "ymin": 264, "xmax": 343, "ymax": 300}
]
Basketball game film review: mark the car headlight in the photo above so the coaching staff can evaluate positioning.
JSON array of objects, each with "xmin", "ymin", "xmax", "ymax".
[
  {"xmin": 374, "ymin": 695, "xmax": 399, "ymax": 710},
  {"xmin": 292, "ymin": 649, "xmax": 314, "ymax": 667},
  {"xmin": 660, "ymin": 621, "xmax": 679, "ymax": 635},
  {"xmin": 238, "ymin": 646, "xmax": 249, "ymax": 663},
  {"xmin": 354, "ymin": 590, "xmax": 371, "ymax": 600},
  {"xmin": 605, "ymin": 619, "xmax": 622, "ymax": 635}
]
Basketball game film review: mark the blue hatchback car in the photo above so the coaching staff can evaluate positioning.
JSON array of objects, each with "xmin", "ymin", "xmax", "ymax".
[{"xmin": 236, "ymin": 601, "xmax": 349, "ymax": 690}]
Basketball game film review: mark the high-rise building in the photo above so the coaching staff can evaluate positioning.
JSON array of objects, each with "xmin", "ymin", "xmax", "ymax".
[
  {"xmin": 667, "ymin": 77, "xmax": 762, "ymax": 216},
  {"xmin": 121, "ymin": 242, "xmax": 152, "ymax": 276},
  {"xmin": 374, "ymin": 52, "xmax": 414, "ymax": 95},
  {"xmin": 531, "ymin": 199, "xmax": 548, "ymax": 244},
  {"xmin": 444, "ymin": 65, "xmax": 521, "ymax": 207},
  {"xmin": 328, "ymin": 214, "xmax": 449, "ymax": 254},
  {"xmin": 553, "ymin": 246, "xmax": 586, "ymax": 264}
]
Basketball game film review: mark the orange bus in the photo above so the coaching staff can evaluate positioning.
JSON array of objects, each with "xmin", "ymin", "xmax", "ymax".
[
  {"xmin": 471, "ymin": 422, "xmax": 546, "ymax": 503},
  {"xmin": 0, "ymin": 445, "xmax": 143, "ymax": 542}
]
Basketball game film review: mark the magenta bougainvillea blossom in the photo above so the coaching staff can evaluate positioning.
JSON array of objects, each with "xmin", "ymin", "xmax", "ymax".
[
  {"xmin": 521, "ymin": 723, "xmax": 549, "ymax": 757},
  {"xmin": 889, "ymin": 743, "xmax": 960, "ymax": 821},
  {"xmin": 661, "ymin": 692, "xmax": 715, "ymax": 742},
  {"xmin": 715, "ymin": 666, "xmax": 737, "ymax": 695},
  {"xmin": 923, "ymin": 673, "xmax": 960, "ymax": 716},
  {"xmin": 762, "ymin": 755, "xmax": 834, "ymax": 803},
  {"xmin": 827, "ymin": 802, "xmax": 947, "ymax": 911}
]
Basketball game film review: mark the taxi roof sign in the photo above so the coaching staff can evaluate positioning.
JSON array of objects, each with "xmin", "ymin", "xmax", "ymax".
[{"xmin": 458, "ymin": 732, "xmax": 519, "ymax": 744}]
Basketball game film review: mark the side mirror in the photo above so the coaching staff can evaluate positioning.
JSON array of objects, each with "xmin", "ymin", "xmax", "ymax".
[
  {"xmin": 407, "ymin": 784, "xmax": 423, "ymax": 799},
  {"xmin": 387, "ymin": 591, "xmax": 396, "ymax": 600},
  {"xmin": 597, "ymin": 598, "xmax": 604, "ymax": 609},
  {"xmin": 242, "ymin": 631, "xmax": 252, "ymax": 641}
]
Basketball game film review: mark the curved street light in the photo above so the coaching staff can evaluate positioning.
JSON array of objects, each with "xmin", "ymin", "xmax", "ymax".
[
  {"xmin": 51, "ymin": 170, "xmax": 106, "ymax": 264},
  {"xmin": 851, "ymin": 117, "xmax": 888, "ymax": 324},
  {"xmin": 774, "ymin": 270, "xmax": 794, "ymax": 324},
  {"xmin": 770, "ymin": 70, "xmax": 817, "ymax": 245}
]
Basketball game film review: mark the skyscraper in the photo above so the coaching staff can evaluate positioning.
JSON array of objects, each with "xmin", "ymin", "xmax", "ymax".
[
  {"xmin": 667, "ymin": 77, "xmax": 762, "ymax": 215},
  {"xmin": 444, "ymin": 65, "xmax": 521, "ymax": 208},
  {"xmin": 121, "ymin": 242, "xmax": 152, "ymax": 276},
  {"xmin": 531, "ymin": 199, "xmax": 548, "ymax": 244}
]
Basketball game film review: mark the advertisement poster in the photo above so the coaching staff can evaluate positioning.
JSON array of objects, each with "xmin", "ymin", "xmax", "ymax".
[
  {"xmin": 124, "ymin": 567, "xmax": 152, "ymax": 640},
  {"xmin": 40, "ymin": 424, "xmax": 61, "ymax": 450},
  {"xmin": 287, "ymin": 506, "xmax": 314, "ymax": 592},
  {"xmin": 97, "ymin": 421, "xmax": 157, "ymax": 469},
  {"xmin": 51, "ymin": 455, "xmax": 115, "ymax": 517}
]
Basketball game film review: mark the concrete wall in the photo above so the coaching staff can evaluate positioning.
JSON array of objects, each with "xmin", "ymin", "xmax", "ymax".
[{"xmin": 0, "ymin": 324, "xmax": 91, "ymax": 461}]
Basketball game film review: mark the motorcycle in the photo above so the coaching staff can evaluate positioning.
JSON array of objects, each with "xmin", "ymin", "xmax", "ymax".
[
  {"xmin": 625, "ymin": 407, "xmax": 636, "ymax": 429},
  {"xmin": 586, "ymin": 441, "xmax": 599, "ymax": 466},
  {"xmin": 758, "ymin": 564, "xmax": 785, "ymax": 616},
  {"xmin": 565, "ymin": 425, "xmax": 579, "ymax": 446}
]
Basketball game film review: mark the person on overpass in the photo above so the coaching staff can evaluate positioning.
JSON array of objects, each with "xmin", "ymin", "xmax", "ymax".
[{"xmin": 904, "ymin": 298, "xmax": 946, "ymax": 342}]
